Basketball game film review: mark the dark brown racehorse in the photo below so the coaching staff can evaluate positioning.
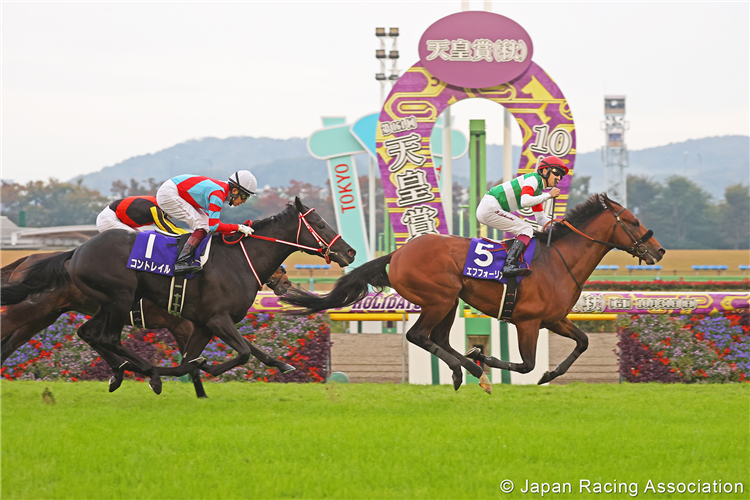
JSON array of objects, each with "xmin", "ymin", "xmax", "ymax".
[
  {"xmin": 2, "ymin": 198, "xmax": 355, "ymax": 394},
  {"xmin": 1, "ymin": 252, "xmax": 293, "ymax": 398},
  {"xmin": 281, "ymin": 194, "xmax": 665, "ymax": 392}
]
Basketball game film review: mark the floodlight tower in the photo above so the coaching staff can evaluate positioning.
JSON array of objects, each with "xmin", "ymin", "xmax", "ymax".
[
  {"xmin": 602, "ymin": 95, "xmax": 629, "ymax": 207},
  {"xmin": 375, "ymin": 28, "xmax": 400, "ymax": 106},
  {"xmin": 374, "ymin": 28, "xmax": 400, "ymax": 256}
]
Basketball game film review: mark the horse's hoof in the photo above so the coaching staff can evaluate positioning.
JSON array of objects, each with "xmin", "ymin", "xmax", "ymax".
[
  {"xmin": 197, "ymin": 394, "xmax": 209, "ymax": 399},
  {"xmin": 538, "ymin": 371, "xmax": 553, "ymax": 385},
  {"xmin": 479, "ymin": 373, "xmax": 492, "ymax": 395},
  {"xmin": 452, "ymin": 373, "xmax": 462, "ymax": 391},
  {"xmin": 108, "ymin": 373, "xmax": 123, "ymax": 393},
  {"xmin": 280, "ymin": 363, "xmax": 296, "ymax": 374},
  {"xmin": 465, "ymin": 347, "xmax": 481, "ymax": 361},
  {"xmin": 149, "ymin": 378, "xmax": 162, "ymax": 395}
]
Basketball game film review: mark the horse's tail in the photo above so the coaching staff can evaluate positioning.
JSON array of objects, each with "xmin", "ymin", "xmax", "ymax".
[
  {"xmin": 1, "ymin": 250, "xmax": 74, "ymax": 305},
  {"xmin": 280, "ymin": 253, "xmax": 393, "ymax": 314}
]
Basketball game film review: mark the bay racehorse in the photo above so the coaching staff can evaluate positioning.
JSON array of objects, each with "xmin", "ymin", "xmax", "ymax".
[
  {"xmin": 2, "ymin": 198, "xmax": 355, "ymax": 394},
  {"xmin": 1, "ymin": 253, "xmax": 292, "ymax": 398},
  {"xmin": 281, "ymin": 194, "xmax": 665, "ymax": 392}
]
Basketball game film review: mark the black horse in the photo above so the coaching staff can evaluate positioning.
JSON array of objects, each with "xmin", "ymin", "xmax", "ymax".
[
  {"xmin": 2, "ymin": 198, "xmax": 355, "ymax": 394},
  {"xmin": 1, "ymin": 254, "xmax": 292, "ymax": 399}
]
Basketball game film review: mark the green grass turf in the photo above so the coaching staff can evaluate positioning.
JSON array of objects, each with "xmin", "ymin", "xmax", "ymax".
[{"xmin": 2, "ymin": 381, "xmax": 748, "ymax": 499}]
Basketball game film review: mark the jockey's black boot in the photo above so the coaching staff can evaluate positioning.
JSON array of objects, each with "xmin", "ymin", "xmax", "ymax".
[
  {"xmin": 175, "ymin": 229, "xmax": 207, "ymax": 274},
  {"xmin": 502, "ymin": 239, "xmax": 532, "ymax": 277}
]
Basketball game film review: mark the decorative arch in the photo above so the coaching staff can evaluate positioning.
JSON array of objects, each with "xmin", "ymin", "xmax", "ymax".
[{"xmin": 376, "ymin": 61, "xmax": 576, "ymax": 248}]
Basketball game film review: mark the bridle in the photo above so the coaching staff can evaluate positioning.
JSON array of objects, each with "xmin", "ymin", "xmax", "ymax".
[
  {"xmin": 548, "ymin": 195, "xmax": 656, "ymax": 290},
  {"xmin": 560, "ymin": 196, "xmax": 654, "ymax": 262},
  {"xmin": 295, "ymin": 208, "xmax": 342, "ymax": 264},
  {"xmin": 221, "ymin": 207, "xmax": 344, "ymax": 286}
]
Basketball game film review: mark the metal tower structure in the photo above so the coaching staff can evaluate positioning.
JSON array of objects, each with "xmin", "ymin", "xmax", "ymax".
[{"xmin": 602, "ymin": 95, "xmax": 629, "ymax": 207}]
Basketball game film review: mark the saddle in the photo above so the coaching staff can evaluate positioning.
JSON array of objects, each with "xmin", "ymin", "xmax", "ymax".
[
  {"xmin": 461, "ymin": 236, "xmax": 545, "ymax": 323},
  {"xmin": 126, "ymin": 231, "xmax": 214, "ymax": 319},
  {"xmin": 126, "ymin": 231, "xmax": 212, "ymax": 277}
]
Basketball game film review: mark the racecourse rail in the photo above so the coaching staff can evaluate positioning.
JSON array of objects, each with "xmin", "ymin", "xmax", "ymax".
[{"xmin": 249, "ymin": 291, "xmax": 750, "ymax": 320}]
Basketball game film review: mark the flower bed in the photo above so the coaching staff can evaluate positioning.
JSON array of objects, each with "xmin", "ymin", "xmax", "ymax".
[
  {"xmin": 616, "ymin": 309, "xmax": 750, "ymax": 383},
  {"xmin": 585, "ymin": 279, "xmax": 750, "ymax": 291},
  {"xmin": 2, "ymin": 312, "xmax": 331, "ymax": 384}
]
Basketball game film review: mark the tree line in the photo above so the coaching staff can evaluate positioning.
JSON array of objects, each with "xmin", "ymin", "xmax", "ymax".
[
  {"xmin": 567, "ymin": 175, "xmax": 749, "ymax": 250},
  {"xmin": 2, "ymin": 174, "xmax": 747, "ymax": 250}
]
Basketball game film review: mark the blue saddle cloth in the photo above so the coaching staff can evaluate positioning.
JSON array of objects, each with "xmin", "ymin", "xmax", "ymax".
[
  {"xmin": 126, "ymin": 231, "xmax": 210, "ymax": 277},
  {"xmin": 462, "ymin": 237, "xmax": 536, "ymax": 284}
]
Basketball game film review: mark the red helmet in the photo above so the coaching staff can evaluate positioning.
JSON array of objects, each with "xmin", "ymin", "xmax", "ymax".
[{"xmin": 536, "ymin": 156, "xmax": 569, "ymax": 176}]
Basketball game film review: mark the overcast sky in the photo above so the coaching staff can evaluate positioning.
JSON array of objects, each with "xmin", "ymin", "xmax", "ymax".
[{"xmin": 2, "ymin": 1, "xmax": 748, "ymax": 184}]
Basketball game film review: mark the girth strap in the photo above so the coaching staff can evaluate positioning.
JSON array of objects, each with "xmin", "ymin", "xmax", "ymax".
[
  {"xmin": 129, "ymin": 299, "xmax": 145, "ymax": 329},
  {"xmin": 498, "ymin": 277, "xmax": 518, "ymax": 322},
  {"xmin": 168, "ymin": 274, "xmax": 188, "ymax": 317}
]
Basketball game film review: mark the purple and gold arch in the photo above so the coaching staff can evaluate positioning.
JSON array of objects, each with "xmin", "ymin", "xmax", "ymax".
[{"xmin": 376, "ymin": 11, "xmax": 576, "ymax": 247}]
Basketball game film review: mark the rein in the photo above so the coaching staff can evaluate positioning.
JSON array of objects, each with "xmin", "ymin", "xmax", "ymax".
[
  {"xmin": 548, "ymin": 196, "xmax": 656, "ymax": 289},
  {"xmin": 221, "ymin": 207, "xmax": 344, "ymax": 286}
]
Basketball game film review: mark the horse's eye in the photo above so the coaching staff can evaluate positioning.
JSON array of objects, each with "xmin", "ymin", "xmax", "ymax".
[
  {"xmin": 318, "ymin": 223, "xmax": 326, "ymax": 230},
  {"xmin": 633, "ymin": 221, "xmax": 640, "ymax": 228}
]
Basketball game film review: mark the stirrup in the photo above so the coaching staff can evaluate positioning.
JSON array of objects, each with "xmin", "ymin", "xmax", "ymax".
[
  {"xmin": 175, "ymin": 263, "xmax": 202, "ymax": 274},
  {"xmin": 503, "ymin": 266, "xmax": 531, "ymax": 277}
]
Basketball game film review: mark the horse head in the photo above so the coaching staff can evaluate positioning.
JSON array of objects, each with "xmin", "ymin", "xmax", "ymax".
[
  {"xmin": 266, "ymin": 266, "xmax": 293, "ymax": 296},
  {"xmin": 600, "ymin": 194, "xmax": 666, "ymax": 264},
  {"xmin": 294, "ymin": 197, "xmax": 356, "ymax": 267}
]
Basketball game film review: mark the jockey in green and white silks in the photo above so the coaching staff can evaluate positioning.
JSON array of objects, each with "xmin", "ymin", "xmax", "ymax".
[{"xmin": 476, "ymin": 156, "xmax": 569, "ymax": 277}]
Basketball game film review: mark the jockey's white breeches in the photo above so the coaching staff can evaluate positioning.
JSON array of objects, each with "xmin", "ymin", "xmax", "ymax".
[
  {"xmin": 476, "ymin": 194, "xmax": 534, "ymax": 238},
  {"xmin": 156, "ymin": 180, "xmax": 210, "ymax": 232},
  {"xmin": 96, "ymin": 206, "xmax": 158, "ymax": 233}
]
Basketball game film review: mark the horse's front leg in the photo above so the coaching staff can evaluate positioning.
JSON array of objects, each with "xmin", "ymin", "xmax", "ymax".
[
  {"xmin": 197, "ymin": 315, "xmax": 253, "ymax": 377},
  {"xmin": 148, "ymin": 325, "xmax": 212, "ymax": 378},
  {"xmin": 537, "ymin": 317, "xmax": 588, "ymax": 385},
  {"xmin": 245, "ymin": 340, "xmax": 295, "ymax": 374},
  {"xmin": 466, "ymin": 321, "xmax": 541, "ymax": 376}
]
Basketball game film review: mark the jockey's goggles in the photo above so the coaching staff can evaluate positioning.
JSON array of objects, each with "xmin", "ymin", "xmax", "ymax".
[
  {"xmin": 230, "ymin": 183, "xmax": 255, "ymax": 200},
  {"xmin": 550, "ymin": 167, "xmax": 567, "ymax": 178}
]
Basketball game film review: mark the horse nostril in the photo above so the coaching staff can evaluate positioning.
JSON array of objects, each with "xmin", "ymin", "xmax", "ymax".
[
  {"xmin": 658, "ymin": 248, "xmax": 666, "ymax": 257},
  {"xmin": 348, "ymin": 249, "xmax": 356, "ymax": 257}
]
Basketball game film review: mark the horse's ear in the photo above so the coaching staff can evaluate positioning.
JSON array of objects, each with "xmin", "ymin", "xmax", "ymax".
[
  {"xmin": 598, "ymin": 193, "xmax": 609, "ymax": 210},
  {"xmin": 294, "ymin": 196, "xmax": 308, "ymax": 214}
]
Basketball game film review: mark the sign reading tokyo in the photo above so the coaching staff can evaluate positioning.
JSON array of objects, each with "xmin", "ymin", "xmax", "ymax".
[{"xmin": 418, "ymin": 11, "xmax": 534, "ymax": 88}]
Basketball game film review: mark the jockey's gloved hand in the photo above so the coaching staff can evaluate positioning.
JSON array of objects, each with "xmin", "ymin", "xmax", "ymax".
[{"xmin": 237, "ymin": 224, "xmax": 254, "ymax": 236}]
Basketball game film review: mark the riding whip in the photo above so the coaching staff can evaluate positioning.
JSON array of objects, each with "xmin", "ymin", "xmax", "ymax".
[{"xmin": 546, "ymin": 197, "xmax": 556, "ymax": 248}]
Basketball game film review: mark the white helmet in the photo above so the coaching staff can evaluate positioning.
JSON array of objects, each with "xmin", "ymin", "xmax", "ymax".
[{"xmin": 228, "ymin": 170, "xmax": 257, "ymax": 197}]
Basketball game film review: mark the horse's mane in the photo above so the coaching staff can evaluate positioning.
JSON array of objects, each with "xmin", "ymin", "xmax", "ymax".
[
  {"xmin": 248, "ymin": 203, "xmax": 299, "ymax": 233},
  {"xmin": 534, "ymin": 193, "xmax": 619, "ymax": 242}
]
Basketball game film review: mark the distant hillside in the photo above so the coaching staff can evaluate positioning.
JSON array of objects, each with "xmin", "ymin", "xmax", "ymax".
[
  {"xmin": 572, "ymin": 135, "xmax": 750, "ymax": 199},
  {"xmin": 71, "ymin": 136, "xmax": 328, "ymax": 194},
  {"xmin": 73, "ymin": 135, "xmax": 749, "ymax": 200}
]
